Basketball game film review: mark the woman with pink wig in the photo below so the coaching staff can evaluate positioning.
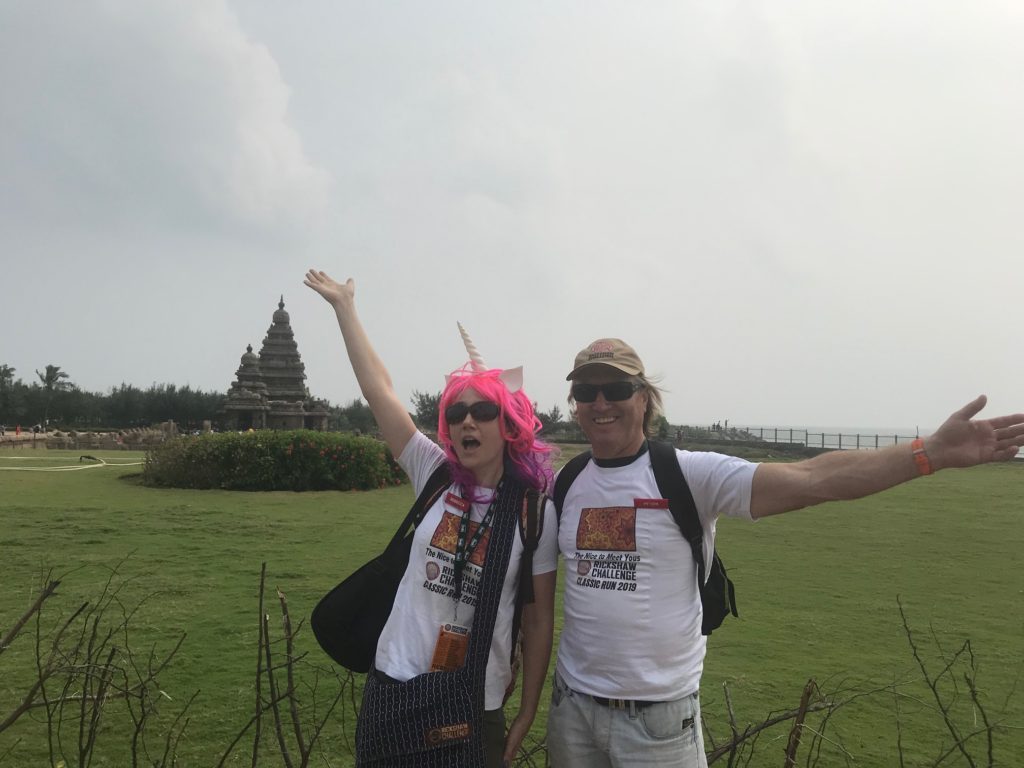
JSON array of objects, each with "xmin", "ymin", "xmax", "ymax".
[{"xmin": 305, "ymin": 269, "xmax": 556, "ymax": 768}]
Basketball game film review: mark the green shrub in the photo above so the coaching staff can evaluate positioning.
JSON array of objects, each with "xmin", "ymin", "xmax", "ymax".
[{"xmin": 142, "ymin": 430, "xmax": 406, "ymax": 491}]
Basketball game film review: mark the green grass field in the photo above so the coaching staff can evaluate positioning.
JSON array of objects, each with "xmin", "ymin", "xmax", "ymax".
[{"xmin": 1, "ymin": 450, "xmax": 1022, "ymax": 767}]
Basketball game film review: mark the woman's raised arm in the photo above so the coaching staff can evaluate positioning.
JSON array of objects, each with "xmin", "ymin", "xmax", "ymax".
[{"xmin": 304, "ymin": 269, "xmax": 416, "ymax": 458}]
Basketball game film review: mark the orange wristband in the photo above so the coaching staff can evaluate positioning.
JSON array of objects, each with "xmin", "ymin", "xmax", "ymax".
[{"xmin": 911, "ymin": 438, "xmax": 932, "ymax": 476}]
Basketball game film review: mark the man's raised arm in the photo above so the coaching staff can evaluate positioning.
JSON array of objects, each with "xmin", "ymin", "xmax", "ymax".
[{"xmin": 750, "ymin": 395, "xmax": 1024, "ymax": 519}]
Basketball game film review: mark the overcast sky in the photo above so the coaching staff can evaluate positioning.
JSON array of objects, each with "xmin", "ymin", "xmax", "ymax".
[{"xmin": 2, "ymin": 1, "xmax": 1022, "ymax": 431}]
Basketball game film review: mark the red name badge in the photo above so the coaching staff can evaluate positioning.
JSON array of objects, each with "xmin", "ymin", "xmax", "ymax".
[
  {"xmin": 445, "ymin": 493, "xmax": 470, "ymax": 512},
  {"xmin": 635, "ymin": 498, "xmax": 669, "ymax": 509}
]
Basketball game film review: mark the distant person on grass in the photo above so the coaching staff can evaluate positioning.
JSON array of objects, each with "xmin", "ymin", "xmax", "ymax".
[
  {"xmin": 547, "ymin": 337, "xmax": 1024, "ymax": 768},
  {"xmin": 305, "ymin": 269, "xmax": 557, "ymax": 768}
]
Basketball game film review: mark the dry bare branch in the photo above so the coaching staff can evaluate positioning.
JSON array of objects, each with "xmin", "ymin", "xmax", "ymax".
[
  {"xmin": 262, "ymin": 610, "xmax": 294, "ymax": 768},
  {"xmin": 277, "ymin": 586, "xmax": 308, "ymax": 761},
  {"xmin": 0, "ymin": 578, "xmax": 60, "ymax": 656},
  {"xmin": 782, "ymin": 679, "xmax": 816, "ymax": 767},
  {"xmin": 899, "ymin": 597, "xmax": 977, "ymax": 768},
  {"xmin": 706, "ymin": 687, "xmax": 834, "ymax": 765},
  {"xmin": 252, "ymin": 562, "xmax": 267, "ymax": 768},
  {"xmin": 2, "ymin": 562, "xmax": 190, "ymax": 767}
]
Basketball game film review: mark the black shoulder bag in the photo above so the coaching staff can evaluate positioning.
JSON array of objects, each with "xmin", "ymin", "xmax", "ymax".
[{"xmin": 311, "ymin": 464, "xmax": 451, "ymax": 672}]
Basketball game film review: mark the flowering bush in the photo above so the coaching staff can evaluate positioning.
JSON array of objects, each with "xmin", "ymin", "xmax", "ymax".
[{"xmin": 142, "ymin": 431, "xmax": 406, "ymax": 491}]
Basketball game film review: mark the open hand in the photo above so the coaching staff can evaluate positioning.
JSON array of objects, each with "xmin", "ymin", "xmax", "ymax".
[
  {"xmin": 928, "ymin": 395, "xmax": 1024, "ymax": 469},
  {"xmin": 303, "ymin": 269, "xmax": 354, "ymax": 310}
]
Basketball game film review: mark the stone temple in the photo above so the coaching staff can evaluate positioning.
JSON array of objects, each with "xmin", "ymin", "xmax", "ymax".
[{"xmin": 221, "ymin": 297, "xmax": 329, "ymax": 431}]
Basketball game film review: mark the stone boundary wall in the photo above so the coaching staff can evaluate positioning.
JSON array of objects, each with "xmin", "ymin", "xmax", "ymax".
[{"xmin": 0, "ymin": 427, "xmax": 173, "ymax": 451}]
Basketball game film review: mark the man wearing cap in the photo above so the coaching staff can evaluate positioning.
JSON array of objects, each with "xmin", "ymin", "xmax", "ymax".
[{"xmin": 546, "ymin": 338, "xmax": 1024, "ymax": 768}]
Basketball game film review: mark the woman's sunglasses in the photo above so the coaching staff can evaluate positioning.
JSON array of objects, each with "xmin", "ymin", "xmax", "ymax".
[
  {"xmin": 570, "ymin": 381, "xmax": 644, "ymax": 403},
  {"xmin": 444, "ymin": 401, "xmax": 501, "ymax": 425}
]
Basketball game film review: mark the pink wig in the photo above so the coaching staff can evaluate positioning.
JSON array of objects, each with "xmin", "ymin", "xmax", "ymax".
[{"xmin": 437, "ymin": 365, "xmax": 554, "ymax": 494}]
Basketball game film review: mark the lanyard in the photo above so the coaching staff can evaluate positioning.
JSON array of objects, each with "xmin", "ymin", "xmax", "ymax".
[{"xmin": 451, "ymin": 479, "xmax": 503, "ymax": 609}]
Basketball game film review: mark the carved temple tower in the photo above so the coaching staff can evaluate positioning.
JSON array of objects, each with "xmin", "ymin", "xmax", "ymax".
[
  {"xmin": 221, "ymin": 297, "xmax": 329, "ymax": 431},
  {"xmin": 222, "ymin": 344, "xmax": 270, "ymax": 429}
]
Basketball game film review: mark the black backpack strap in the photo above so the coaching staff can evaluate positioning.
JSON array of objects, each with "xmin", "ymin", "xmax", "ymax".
[
  {"xmin": 648, "ymin": 441, "xmax": 738, "ymax": 633},
  {"xmin": 647, "ymin": 441, "xmax": 705, "ymax": 582},
  {"xmin": 384, "ymin": 463, "xmax": 451, "ymax": 556},
  {"xmin": 509, "ymin": 489, "xmax": 542, "ymax": 665},
  {"xmin": 516, "ymin": 489, "xmax": 541, "ymax": 604},
  {"xmin": 553, "ymin": 450, "xmax": 593, "ymax": 521}
]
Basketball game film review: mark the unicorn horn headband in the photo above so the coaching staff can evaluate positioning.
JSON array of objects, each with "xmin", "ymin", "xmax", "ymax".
[
  {"xmin": 447, "ymin": 322, "xmax": 523, "ymax": 393},
  {"xmin": 459, "ymin": 322, "xmax": 487, "ymax": 372}
]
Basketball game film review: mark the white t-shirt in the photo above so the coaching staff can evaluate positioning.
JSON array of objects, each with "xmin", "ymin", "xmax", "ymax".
[
  {"xmin": 375, "ymin": 431, "xmax": 558, "ymax": 710},
  {"xmin": 556, "ymin": 447, "xmax": 756, "ymax": 701}
]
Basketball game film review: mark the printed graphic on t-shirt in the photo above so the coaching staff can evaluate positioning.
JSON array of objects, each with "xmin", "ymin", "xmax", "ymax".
[
  {"xmin": 572, "ymin": 506, "xmax": 640, "ymax": 593},
  {"xmin": 431, "ymin": 511, "xmax": 491, "ymax": 566},
  {"xmin": 576, "ymin": 506, "xmax": 637, "ymax": 551},
  {"xmin": 419, "ymin": 512, "xmax": 487, "ymax": 606}
]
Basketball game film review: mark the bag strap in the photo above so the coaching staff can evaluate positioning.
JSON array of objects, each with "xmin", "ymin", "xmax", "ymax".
[
  {"xmin": 516, "ymin": 489, "xmax": 542, "ymax": 604},
  {"xmin": 648, "ymin": 440, "xmax": 707, "ymax": 588},
  {"xmin": 552, "ymin": 450, "xmax": 593, "ymax": 521},
  {"xmin": 508, "ymin": 488, "xmax": 542, "ymax": 668},
  {"xmin": 383, "ymin": 463, "xmax": 451, "ymax": 556}
]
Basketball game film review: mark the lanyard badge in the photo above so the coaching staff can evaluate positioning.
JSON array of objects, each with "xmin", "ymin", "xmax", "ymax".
[
  {"xmin": 450, "ymin": 479, "xmax": 502, "ymax": 609},
  {"xmin": 431, "ymin": 480, "xmax": 503, "ymax": 669},
  {"xmin": 430, "ymin": 622, "xmax": 470, "ymax": 672}
]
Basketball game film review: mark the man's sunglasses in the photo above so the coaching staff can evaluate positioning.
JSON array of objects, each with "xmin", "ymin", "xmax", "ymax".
[
  {"xmin": 444, "ymin": 401, "xmax": 501, "ymax": 425},
  {"xmin": 571, "ymin": 381, "xmax": 644, "ymax": 403}
]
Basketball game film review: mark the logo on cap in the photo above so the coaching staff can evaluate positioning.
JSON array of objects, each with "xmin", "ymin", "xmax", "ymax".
[{"xmin": 587, "ymin": 341, "xmax": 617, "ymax": 360}]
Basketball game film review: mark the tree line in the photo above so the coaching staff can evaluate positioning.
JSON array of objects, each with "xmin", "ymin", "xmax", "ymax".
[{"xmin": 0, "ymin": 364, "xmax": 228, "ymax": 431}]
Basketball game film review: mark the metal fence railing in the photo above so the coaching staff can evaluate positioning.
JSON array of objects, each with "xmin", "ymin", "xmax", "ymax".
[{"xmin": 735, "ymin": 427, "xmax": 917, "ymax": 451}]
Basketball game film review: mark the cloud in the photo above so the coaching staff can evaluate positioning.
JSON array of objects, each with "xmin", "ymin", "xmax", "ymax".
[{"xmin": 0, "ymin": 0, "xmax": 329, "ymax": 241}]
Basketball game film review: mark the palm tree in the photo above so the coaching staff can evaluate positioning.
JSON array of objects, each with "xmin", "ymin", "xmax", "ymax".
[
  {"xmin": 0, "ymin": 364, "xmax": 16, "ymax": 424},
  {"xmin": 36, "ymin": 364, "xmax": 71, "ymax": 425}
]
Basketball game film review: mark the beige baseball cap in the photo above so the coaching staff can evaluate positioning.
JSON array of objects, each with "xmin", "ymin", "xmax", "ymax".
[{"xmin": 566, "ymin": 338, "xmax": 645, "ymax": 380}]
